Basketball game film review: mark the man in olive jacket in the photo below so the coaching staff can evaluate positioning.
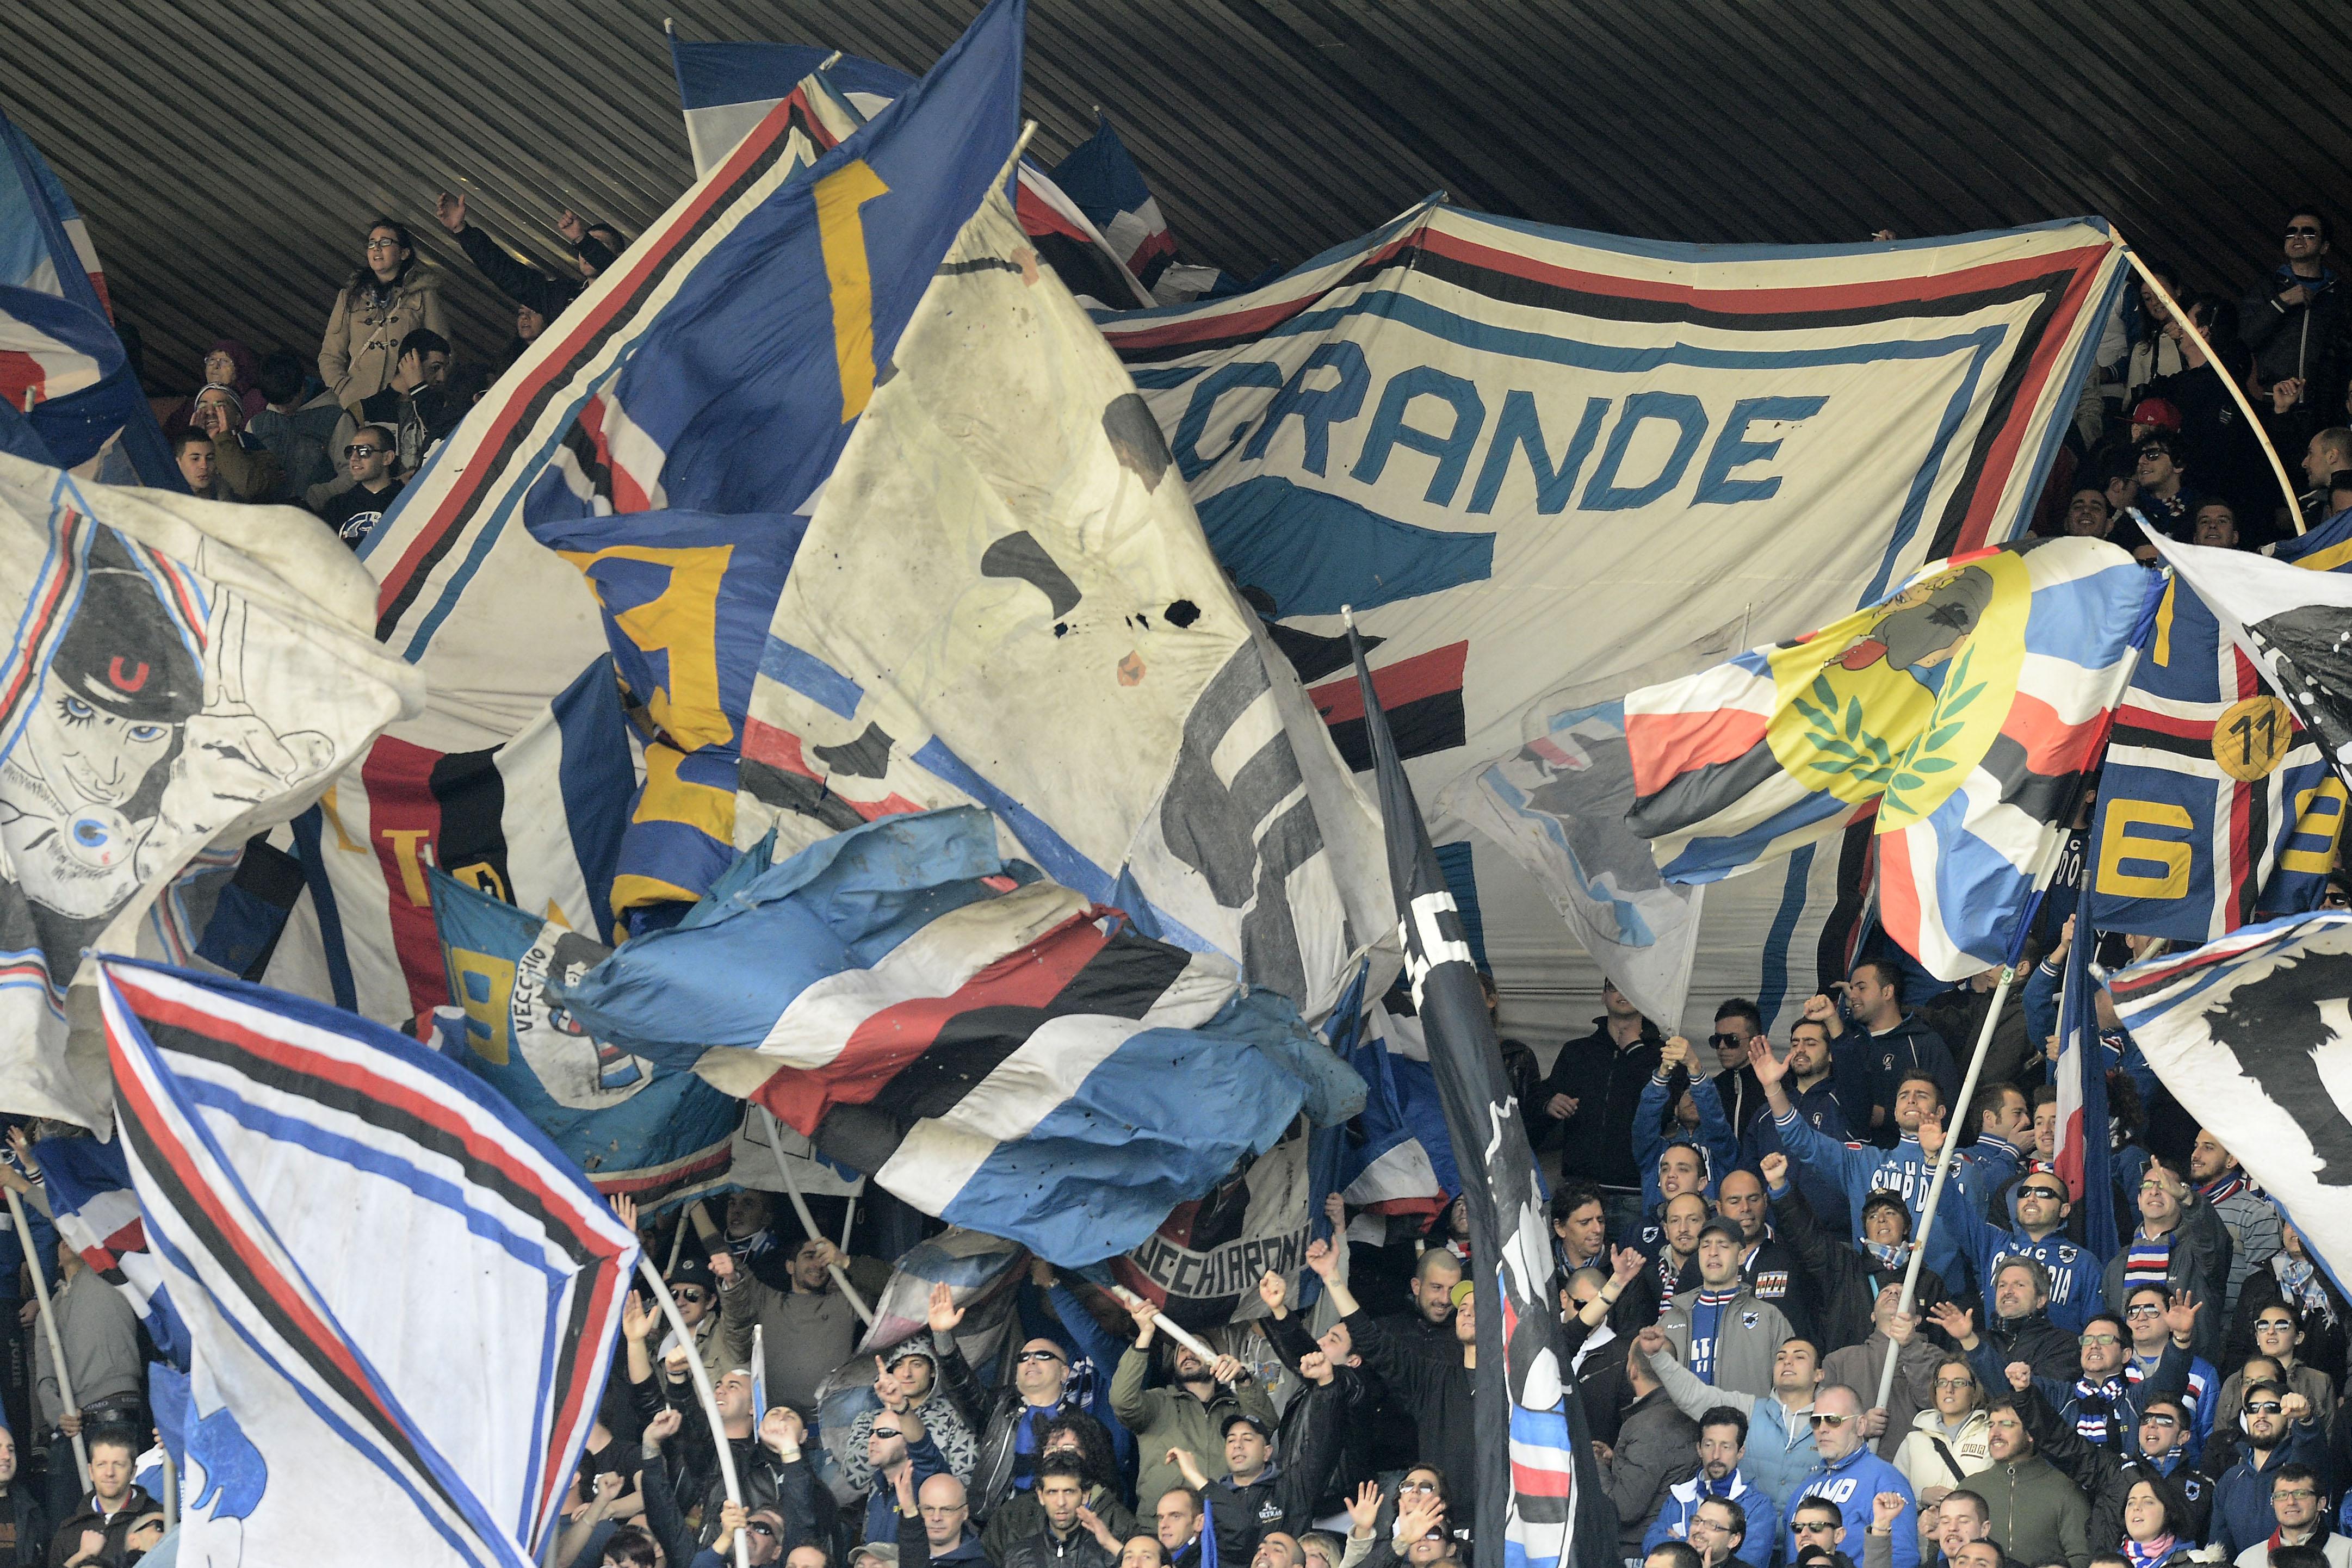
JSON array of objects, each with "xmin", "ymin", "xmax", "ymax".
[
  {"xmin": 1971, "ymin": 1395, "xmax": 2090, "ymax": 1568},
  {"xmin": 1111, "ymin": 1299, "xmax": 1276, "ymax": 1513}
]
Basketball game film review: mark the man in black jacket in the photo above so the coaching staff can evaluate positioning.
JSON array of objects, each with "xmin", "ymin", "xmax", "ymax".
[
  {"xmin": 0, "ymin": 1427, "xmax": 46, "ymax": 1568},
  {"xmin": 1928, "ymin": 1261, "xmax": 2079, "ymax": 1389},
  {"xmin": 1541, "ymin": 982, "xmax": 1665, "ymax": 1223},
  {"xmin": 1166, "ymin": 1415, "xmax": 1319, "ymax": 1567},
  {"xmin": 1311, "ymin": 1237, "xmax": 1478, "ymax": 1526},
  {"xmin": 2010, "ymin": 1373, "xmax": 2210, "ymax": 1550},
  {"xmin": 1000, "ymin": 1455, "xmax": 1116, "ymax": 1568}
]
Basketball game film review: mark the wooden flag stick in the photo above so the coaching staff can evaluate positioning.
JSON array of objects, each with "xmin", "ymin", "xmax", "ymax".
[
  {"xmin": 7, "ymin": 1187, "xmax": 88, "ymax": 1491},
  {"xmin": 638, "ymin": 1255, "xmax": 751, "ymax": 1568}
]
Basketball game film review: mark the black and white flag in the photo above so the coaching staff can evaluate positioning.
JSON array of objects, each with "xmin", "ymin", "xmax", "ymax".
[
  {"xmin": 2150, "ymin": 526, "xmax": 2352, "ymax": 785},
  {"xmin": 2107, "ymin": 910, "xmax": 2352, "ymax": 1282}
]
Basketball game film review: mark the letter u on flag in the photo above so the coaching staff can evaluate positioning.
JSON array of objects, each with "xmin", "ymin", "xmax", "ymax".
[
  {"xmin": 97, "ymin": 956, "xmax": 637, "ymax": 1565},
  {"xmin": 1622, "ymin": 536, "xmax": 2157, "ymax": 977}
]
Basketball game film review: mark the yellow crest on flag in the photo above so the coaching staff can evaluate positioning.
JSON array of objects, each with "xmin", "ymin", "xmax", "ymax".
[{"xmin": 1763, "ymin": 550, "xmax": 2032, "ymax": 831}]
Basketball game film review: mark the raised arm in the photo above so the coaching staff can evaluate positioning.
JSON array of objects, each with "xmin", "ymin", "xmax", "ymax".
[
  {"xmin": 1748, "ymin": 1037, "xmax": 1870, "ymax": 1194},
  {"xmin": 1685, "ymin": 1072, "xmax": 1740, "ymax": 1191}
]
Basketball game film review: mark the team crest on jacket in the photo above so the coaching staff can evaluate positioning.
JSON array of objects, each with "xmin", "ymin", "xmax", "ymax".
[{"xmin": 1741, "ymin": 1310, "xmax": 1760, "ymax": 1328}]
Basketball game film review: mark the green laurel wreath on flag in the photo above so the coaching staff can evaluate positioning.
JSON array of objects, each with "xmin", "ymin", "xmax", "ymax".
[{"xmin": 1791, "ymin": 644, "xmax": 1983, "ymax": 819}]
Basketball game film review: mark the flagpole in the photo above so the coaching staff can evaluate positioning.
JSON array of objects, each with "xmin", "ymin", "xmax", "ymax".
[
  {"xmin": 638, "ymin": 1255, "xmax": 751, "ymax": 1568},
  {"xmin": 2121, "ymin": 246, "xmax": 2305, "ymax": 534},
  {"xmin": 756, "ymin": 1107, "xmax": 876, "ymax": 1325},
  {"xmin": 1871, "ymin": 581, "xmax": 2156, "ymax": 1413},
  {"xmin": 5, "ymin": 1187, "xmax": 88, "ymax": 1490},
  {"xmin": 1103, "ymin": 1282, "xmax": 1221, "ymax": 1365}
]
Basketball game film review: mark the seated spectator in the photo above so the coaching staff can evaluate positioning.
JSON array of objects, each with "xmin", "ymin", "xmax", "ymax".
[
  {"xmin": 321, "ymin": 424, "xmax": 403, "ymax": 548},
  {"xmin": 245, "ymin": 347, "xmax": 343, "ymax": 498},
  {"xmin": 2233, "ymin": 1464, "xmax": 2348, "ymax": 1568},
  {"xmin": 1115, "ymin": 1293, "xmax": 1277, "ymax": 1510},
  {"xmin": 320, "ymin": 216, "xmax": 449, "ymax": 406},
  {"xmin": 1894, "ymin": 1356, "xmax": 1994, "ymax": 1503},
  {"xmin": 187, "ymin": 384, "xmax": 283, "ymax": 501},
  {"xmin": 1643, "ymin": 1405, "xmax": 1780, "ymax": 1568},
  {"xmin": 44, "ymin": 1424, "xmax": 153, "ymax": 1568}
]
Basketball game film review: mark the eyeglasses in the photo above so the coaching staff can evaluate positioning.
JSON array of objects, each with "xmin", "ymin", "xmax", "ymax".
[
  {"xmin": 2079, "ymin": 1333, "xmax": 2119, "ymax": 1347},
  {"xmin": 366, "ymin": 237, "xmax": 403, "ymax": 249},
  {"xmin": 1016, "ymin": 1351, "xmax": 1067, "ymax": 1366},
  {"xmin": 2276, "ymin": 1489, "xmax": 2318, "ymax": 1502},
  {"xmin": 345, "ymin": 444, "xmax": 388, "ymax": 457},
  {"xmin": 2288, "ymin": 227, "xmax": 2324, "ymax": 238},
  {"xmin": 2018, "ymin": 1186, "xmax": 2066, "ymax": 1201},
  {"xmin": 2246, "ymin": 1401, "xmax": 2284, "ymax": 1415},
  {"xmin": 1935, "ymin": 1377, "xmax": 1975, "ymax": 1390},
  {"xmin": 1808, "ymin": 1414, "xmax": 1853, "ymax": 1427},
  {"xmin": 871, "ymin": 1427, "xmax": 901, "ymax": 1440},
  {"xmin": 1792, "ymin": 1522, "xmax": 1840, "ymax": 1535}
]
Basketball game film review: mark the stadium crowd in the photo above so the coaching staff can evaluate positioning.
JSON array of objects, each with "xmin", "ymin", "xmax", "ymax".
[
  {"xmin": 8, "ymin": 200, "xmax": 2352, "ymax": 1568},
  {"xmin": 115, "ymin": 196, "xmax": 2352, "ymax": 562}
]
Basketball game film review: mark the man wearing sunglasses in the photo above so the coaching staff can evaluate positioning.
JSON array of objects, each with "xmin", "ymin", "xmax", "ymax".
[
  {"xmin": 1931, "ymin": 1157, "xmax": 2099, "ymax": 1338},
  {"xmin": 1997, "ymin": 1368, "xmax": 2214, "ymax": 1557},
  {"xmin": 2213, "ymin": 1381, "xmax": 2328, "ymax": 1559},
  {"xmin": 320, "ymin": 423, "xmax": 403, "ymax": 548},
  {"xmin": 1786, "ymin": 1385, "xmax": 1918, "ymax": 1568},
  {"xmin": 2242, "ymin": 209, "xmax": 2347, "ymax": 424}
]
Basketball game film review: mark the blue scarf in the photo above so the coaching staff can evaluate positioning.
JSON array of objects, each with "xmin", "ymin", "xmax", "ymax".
[
  {"xmin": 1688, "ymin": 1289, "xmax": 1737, "ymax": 1384},
  {"xmin": 2073, "ymin": 1374, "xmax": 2128, "ymax": 1442}
]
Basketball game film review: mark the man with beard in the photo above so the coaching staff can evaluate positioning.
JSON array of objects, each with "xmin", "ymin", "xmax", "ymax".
[{"xmin": 1114, "ymin": 1297, "xmax": 1276, "ymax": 1511}]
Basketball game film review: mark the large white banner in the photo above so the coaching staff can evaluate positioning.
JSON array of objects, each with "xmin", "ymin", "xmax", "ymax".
[{"xmin": 1099, "ymin": 205, "xmax": 2124, "ymax": 1028}]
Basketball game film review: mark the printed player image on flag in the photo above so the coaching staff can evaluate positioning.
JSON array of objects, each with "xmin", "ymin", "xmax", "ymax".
[
  {"xmin": 432, "ymin": 870, "xmax": 741, "ymax": 1206},
  {"xmin": 0, "ymin": 454, "xmax": 424, "ymax": 1128},
  {"xmin": 1622, "ymin": 535, "xmax": 2153, "ymax": 977},
  {"xmin": 98, "ymin": 957, "xmax": 638, "ymax": 1567},
  {"xmin": 547, "ymin": 807, "xmax": 1366, "ymax": 1265},
  {"xmin": 2105, "ymin": 910, "xmax": 2352, "ymax": 1284}
]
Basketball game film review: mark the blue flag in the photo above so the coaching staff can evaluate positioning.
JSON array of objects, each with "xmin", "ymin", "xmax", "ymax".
[{"xmin": 432, "ymin": 871, "xmax": 741, "ymax": 1208}]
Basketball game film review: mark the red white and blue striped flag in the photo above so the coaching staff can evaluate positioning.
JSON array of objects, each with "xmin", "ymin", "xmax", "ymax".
[
  {"xmin": 98, "ymin": 957, "xmax": 637, "ymax": 1565},
  {"xmin": 1350, "ymin": 622, "xmax": 1617, "ymax": 1568}
]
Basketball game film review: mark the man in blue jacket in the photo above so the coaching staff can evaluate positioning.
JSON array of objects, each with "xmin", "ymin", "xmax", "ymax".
[
  {"xmin": 1746, "ymin": 1040, "xmax": 1971, "ymax": 1294},
  {"xmin": 1643, "ymin": 1404, "xmax": 1780, "ymax": 1568},
  {"xmin": 1738, "ymin": 1018, "xmax": 1864, "ymax": 1236},
  {"xmin": 2213, "ymin": 1380, "xmax": 2330, "ymax": 1558},
  {"xmin": 1787, "ymin": 1385, "xmax": 1917, "ymax": 1568},
  {"xmin": 1798, "ymin": 965, "xmax": 1957, "ymax": 1149}
]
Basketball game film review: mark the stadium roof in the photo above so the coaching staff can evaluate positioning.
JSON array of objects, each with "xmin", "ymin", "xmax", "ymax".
[{"xmin": 4, "ymin": 0, "xmax": 2346, "ymax": 393}]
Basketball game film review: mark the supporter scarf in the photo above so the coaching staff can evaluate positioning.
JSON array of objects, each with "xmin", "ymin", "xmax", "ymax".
[
  {"xmin": 1864, "ymin": 1242, "xmax": 1907, "ymax": 1270},
  {"xmin": 1657, "ymin": 1249, "xmax": 1686, "ymax": 1320},
  {"xmin": 2121, "ymin": 1534, "xmax": 2176, "ymax": 1568},
  {"xmin": 2073, "ymin": 1374, "xmax": 2128, "ymax": 1441},
  {"xmin": 2123, "ymin": 1235, "xmax": 2171, "ymax": 1292},
  {"xmin": 2278, "ymin": 1256, "xmax": 2337, "ymax": 1324},
  {"xmin": 2198, "ymin": 1172, "xmax": 2249, "ymax": 1205},
  {"xmin": 1688, "ymin": 1288, "xmax": 1738, "ymax": 1384}
]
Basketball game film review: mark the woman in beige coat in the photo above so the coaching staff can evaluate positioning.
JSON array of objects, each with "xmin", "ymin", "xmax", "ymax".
[{"xmin": 319, "ymin": 216, "xmax": 448, "ymax": 406}]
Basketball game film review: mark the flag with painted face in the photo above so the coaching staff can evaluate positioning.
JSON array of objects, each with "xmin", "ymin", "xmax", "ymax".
[
  {"xmin": 432, "ymin": 870, "xmax": 742, "ymax": 1207},
  {"xmin": 544, "ymin": 808, "xmax": 1366, "ymax": 1265},
  {"xmin": 1622, "ymin": 536, "xmax": 2155, "ymax": 978},
  {"xmin": 98, "ymin": 956, "xmax": 638, "ymax": 1566},
  {"xmin": 0, "ymin": 109, "xmax": 175, "ymax": 483},
  {"xmin": 0, "ymin": 454, "xmax": 424, "ymax": 1129}
]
